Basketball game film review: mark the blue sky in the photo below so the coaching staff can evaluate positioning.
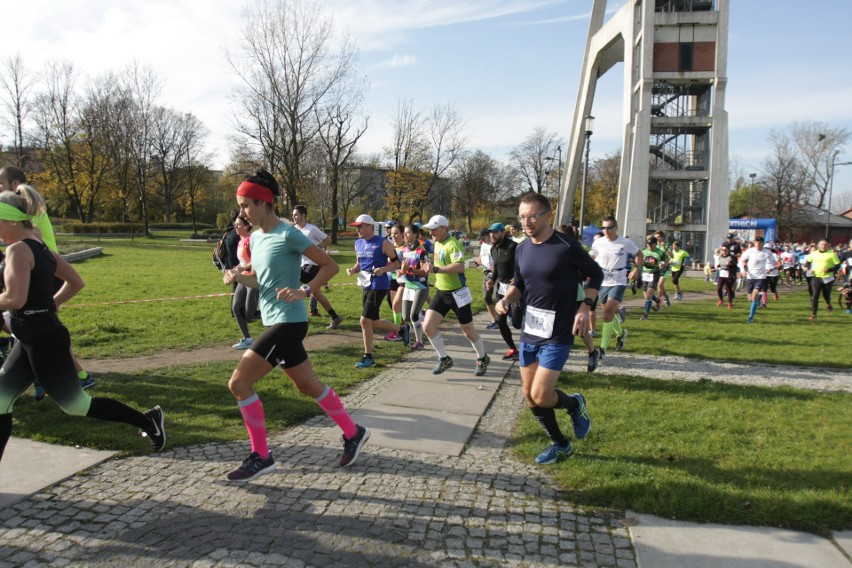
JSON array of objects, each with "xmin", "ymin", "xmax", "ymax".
[{"xmin": 6, "ymin": 0, "xmax": 852, "ymax": 204}]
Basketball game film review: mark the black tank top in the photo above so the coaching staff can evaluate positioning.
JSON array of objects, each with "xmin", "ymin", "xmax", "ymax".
[{"xmin": 7, "ymin": 239, "xmax": 62, "ymax": 342}]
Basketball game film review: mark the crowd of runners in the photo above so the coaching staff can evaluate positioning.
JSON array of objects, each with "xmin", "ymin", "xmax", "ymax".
[{"xmin": 1, "ymin": 164, "xmax": 849, "ymax": 478}]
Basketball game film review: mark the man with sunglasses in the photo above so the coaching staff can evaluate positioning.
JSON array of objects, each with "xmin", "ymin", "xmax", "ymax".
[
  {"xmin": 590, "ymin": 216, "xmax": 642, "ymax": 356},
  {"xmin": 496, "ymin": 193, "xmax": 603, "ymax": 465}
]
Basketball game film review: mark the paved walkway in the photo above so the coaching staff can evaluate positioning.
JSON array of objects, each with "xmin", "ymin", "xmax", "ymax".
[{"xmin": 1, "ymin": 312, "xmax": 850, "ymax": 567}]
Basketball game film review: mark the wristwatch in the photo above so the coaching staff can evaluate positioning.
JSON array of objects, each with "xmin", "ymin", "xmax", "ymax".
[
  {"xmin": 432, "ymin": 265, "xmax": 439, "ymax": 274},
  {"xmin": 300, "ymin": 284, "xmax": 312, "ymax": 297},
  {"xmin": 582, "ymin": 297, "xmax": 594, "ymax": 307}
]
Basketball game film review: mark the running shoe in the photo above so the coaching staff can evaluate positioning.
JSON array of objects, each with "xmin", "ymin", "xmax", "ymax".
[
  {"xmin": 433, "ymin": 356, "xmax": 454, "ymax": 375},
  {"xmin": 616, "ymin": 329, "xmax": 629, "ymax": 351},
  {"xmin": 474, "ymin": 355, "xmax": 490, "ymax": 377},
  {"xmin": 617, "ymin": 306, "xmax": 627, "ymax": 324},
  {"xmin": 774, "ymin": 293, "xmax": 779, "ymax": 301},
  {"xmin": 640, "ymin": 314, "xmax": 648, "ymax": 321},
  {"xmin": 227, "ymin": 452, "xmax": 276, "ymax": 482},
  {"xmin": 327, "ymin": 316, "xmax": 343, "ymax": 330},
  {"xmin": 141, "ymin": 405, "xmax": 166, "ymax": 452},
  {"xmin": 568, "ymin": 393, "xmax": 591, "ymax": 439},
  {"xmin": 355, "ymin": 355, "xmax": 375, "ymax": 368},
  {"xmin": 400, "ymin": 324, "xmax": 410, "ymax": 347},
  {"xmin": 340, "ymin": 425, "xmax": 370, "ymax": 467},
  {"xmin": 502, "ymin": 348, "xmax": 519, "ymax": 361},
  {"xmin": 309, "ymin": 310, "xmax": 321, "ymax": 317},
  {"xmin": 630, "ymin": 281, "xmax": 637, "ymax": 295},
  {"xmin": 598, "ymin": 348, "xmax": 605, "ymax": 360},
  {"xmin": 34, "ymin": 382, "xmax": 46, "ymax": 401},
  {"xmin": 80, "ymin": 374, "xmax": 96, "ymax": 389},
  {"xmin": 845, "ymin": 308, "xmax": 851, "ymax": 315},
  {"xmin": 716, "ymin": 299, "xmax": 723, "ymax": 307},
  {"xmin": 410, "ymin": 341, "xmax": 425, "ymax": 351},
  {"xmin": 486, "ymin": 321, "xmax": 500, "ymax": 330},
  {"xmin": 808, "ymin": 315, "xmax": 816, "ymax": 321},
  {"xmin": 728, "ymin": 302, "xmax": 733, "ymax": 310},
  {"xmin": 384, "ymin": 331, "xmax": 402, "ymax": 342},
  {"xmin": 652, "ymin": 299, "xmax": 661, "ymax": 312},
  {"xmin": 535, "ymin": 441, "xmax": 574, "ymax": 465},
  {"xmin": 827, "ymin": 305, "xmax": 834, "ymax": 313},
  {"xmin": 232, "ymin": 338, "xmax": 253, "ymax": 350},
  {"xmin": 746, "ymin": 317, "xmax": 754, "ymax": 324},
  {"xmin": 586, "ymin": 348, "xmax": 600, "ymax": 373},
  {"xmin": 664, "ymin": 295, "xmax": 671, "ymax": 307},
  {"xmin": 675, "ymin": 293, "xmax": 683, "ymax": 300}
]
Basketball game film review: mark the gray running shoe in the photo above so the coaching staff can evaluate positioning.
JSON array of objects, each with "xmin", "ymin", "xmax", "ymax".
[
  {"xmin": 433, "ymin": 356, "xmax": 454, "ymax": 375},
  {"xmin": 587, "ymin": 348, "xmax": 600, "ymax": 372},
  {"xmin": 616, "ymin": 328, "xmax": 629, "ymax": 351}
]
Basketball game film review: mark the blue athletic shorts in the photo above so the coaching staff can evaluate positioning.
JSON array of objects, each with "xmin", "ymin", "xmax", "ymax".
[
  {"xmin": 519, "ymin": 342, "xmax": 572, "ymax": 371},
  {"xmin": 747, "ymin": 278, "xmax": 767, "ymax": 294},
  {"xmin": 599, "ymin": 285, "xmax": 627, "ymax": 305}
]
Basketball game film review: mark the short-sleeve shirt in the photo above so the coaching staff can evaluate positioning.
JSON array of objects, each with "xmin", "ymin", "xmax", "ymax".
[
  {"xmin": 591, "ymin": 236, "xmax": 639, "ymax": 286},
  {"xmin": 433, "ymin": 236, "xmax": 466, "ymax": 291},
  {"xmin": 250, "ymin": 221, "xmax": 312, "ymax": 326},
  {"xmin": 514, "ymin": 231, "xmax": 603, "ymax": 345},
  {"xmin": 669, "ymin": 249, "xmax": 690, "ymax": 271},
  {"xmin": 805, "ymin": 250, "xmax": 841, "ymax": 279},
  {"xmin": 641, "ymin": 248, "xmax": 666, "ymax": 275},
  {"xmin": 741, "ymin": 247, "xmax": 772, "ymax": 279},
  {"xmin": 298, "ymin": 223, "xmax": 327, "ymax": 267}
]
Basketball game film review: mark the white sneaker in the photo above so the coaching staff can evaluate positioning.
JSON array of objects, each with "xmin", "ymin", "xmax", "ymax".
[{"xmin": 232, "ymin": 338, "xmax": 253, "ymax": 350}]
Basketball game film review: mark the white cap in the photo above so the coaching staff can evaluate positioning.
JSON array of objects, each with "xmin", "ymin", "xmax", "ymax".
[
  {"xmin": 422, "ymin": 214, "xmax": 449, "ymax": 229},
  {"xmin": 350, "ymin": 214, "xmax": 376, "ymax": 227}
]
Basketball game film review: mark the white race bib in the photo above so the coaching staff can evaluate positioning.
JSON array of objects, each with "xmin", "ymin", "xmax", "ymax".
[
  {"xmin": 524, "ymin": 306, "xmax": 556, "ymax": 339},
  {"xmin": 641, "ymin": 272, "xmax": 654, "ymax": 282},
  {"xmin": 451, "ymin": 286, "xmax": 473, "ymax": 308},
  {"xmin": 719, "ymin": 269, "xmax": 729, "ymax": 278},
  {"xmin": 497, "ymin": 281, "xmax": 509, "ymax": 296},
  {"xmin": 357, "ymin": 270, "xmax": 372, "ymax": 287},
  {"xmin": 823, "ymin": 275, "xmax": 835, "ymax": 284},
  {"xmin": 403, "ymin": 287, "xmax": 419, "ymax": 301}
]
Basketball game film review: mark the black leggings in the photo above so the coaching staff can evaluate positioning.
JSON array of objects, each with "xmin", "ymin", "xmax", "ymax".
[
  {"xmin": 766, "ymin": 276, "xmax": 779, "ymax": 295},
  {"xmin": 232, "ymin": 283, "xmax": 259, "ymax": 338},
  {"xmin": 0, "ymin": 325, "xmax": 150, "ymax": 462},
  {"xmin": 811, "ymin": 277, "xmax": 834, "ymax": 314},
  {"xmin": 716, "ymin": 277, "xmax": 734, "ymax": 301},
  {"xmin": 495, "ymin": 293, "xmax": 520, "ymax": 351}
]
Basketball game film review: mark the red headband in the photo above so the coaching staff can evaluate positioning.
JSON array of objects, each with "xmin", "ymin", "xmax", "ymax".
[{"xmin": 236, "ymin": 181, "xmax": 274, "ymax": 204}]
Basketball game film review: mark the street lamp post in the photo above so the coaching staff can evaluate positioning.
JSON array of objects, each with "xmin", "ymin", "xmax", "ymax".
[
  {"xmin": 748, "ymin": 173, "xmax": 756, "ymax": 219},
  {"xmin": 579, "ymin": 116, "xmax": 594, "ymax": 231},
  {"xmin": 825, "ymin": 151, "xmax": 852, "ymax": 240}
]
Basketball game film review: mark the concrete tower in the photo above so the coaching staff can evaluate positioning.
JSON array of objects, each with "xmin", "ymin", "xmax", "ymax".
[{"xmin": 555, "ymin": 0, "xmax": 729, "ymax": 262}]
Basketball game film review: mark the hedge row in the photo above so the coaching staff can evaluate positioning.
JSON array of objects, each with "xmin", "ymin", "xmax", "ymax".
[{"xmin": 62, "ymin": 222, "xmax": 216, "ymax": 234}]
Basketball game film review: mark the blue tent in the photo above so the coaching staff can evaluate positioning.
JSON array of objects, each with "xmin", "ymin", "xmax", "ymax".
[{"xmin": 581, "ymin": 224, "xmax": 600, "ymax": 246}]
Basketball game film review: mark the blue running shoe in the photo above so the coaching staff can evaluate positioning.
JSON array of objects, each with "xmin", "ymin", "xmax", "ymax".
[
  {"xmin": 355, "ymin": 355, "xmax": 375, "ymax": 368},
  {"xmin": 486, "ymin": 321, "xmax": 499, "ymax": 330},
  {"xmin": 34, "ymin": 382, "xmax": 46, "ymax": 401},
  {"xmin": 401, "ymin": 324, "xmax": 410, "ymax": 347},
  {"xmin": 535, "ymin": 441, "xmax": 574, "ymax": 465},
  {"xmin": 79, "ymin": 374, "xmax": 95, "ymax": 389},
  {"xmin": 432, "ymin": 356, "xmax": 454, "ymax": 375},
  {"xmin": 569, "ymin": 393, "xmax": 591, "ymax": 439}
]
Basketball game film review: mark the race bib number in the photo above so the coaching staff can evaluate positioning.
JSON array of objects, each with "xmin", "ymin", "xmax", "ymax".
[
  {"xmin": 641, "ymin": 272, "xmax": 654, "ymax": 282},
  {"xmin": 357, "ymin": 270, "xmax": 372, "ymax": 287},
  {"xmin": 524, "ymin": 306, "xmax": 556, "ymax": 339},
  {"xmin": 451, "ymin": 286, "xmax": 473, "ymax": 308},
  {"xmin": 719, "ymin": 269, "xmax": 729, "ymax": 278},
  {"xmin": 603, "ymin": 270, "xmax": 614, "ymax": 281},
  {"xmin": 823, "ymin": 275, "xmax": 834, "ymax": 284},
  {"xmin": 403, "ymin": 287, "xmax": 419, "ymax": 301},
  {"xmin": 497, "ymin": 281, "xmax": 509, "ymax": 296}
]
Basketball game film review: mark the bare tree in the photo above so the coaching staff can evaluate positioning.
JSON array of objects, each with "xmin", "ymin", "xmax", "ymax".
[
  {"xmin": 454, "ymin": 150, "xmax": 496, "ymax": 233},
  {"xmin": 316, "ymin": 88, "xmax": 368, "ymax": 243},
  {"xmin": 423, "ymin": 102, "xmax": 467, "ymax": 212},
  {"xmin": 761, "ymin": 129, "xmax": 811, "ymax": 240},
  {"xmin": 790, "ymin": 120, "xmax": 850, "ymax": 208},
  {"xmin": 509, "ymin": 127, "xmax": 561, "ymax": 194},
  {"xmin": 227, "ymin": 0, "xmax": 359, "ymax": 209},
  {"xmin": 384, "ymin": 98, "xmax": 429, "ymax": 170},
  {"xmin": 0, "ymin": 54, "xmax": 33, "ymax": 167}
]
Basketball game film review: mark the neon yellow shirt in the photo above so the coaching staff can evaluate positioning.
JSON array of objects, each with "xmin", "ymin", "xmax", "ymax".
[
  {"xmin": 805, "ymin": 250, "xmax": 840, "ymax": 279},
  {"xmin": 433, "ymin": 236, "xmax": 466, "ymax": 291}
]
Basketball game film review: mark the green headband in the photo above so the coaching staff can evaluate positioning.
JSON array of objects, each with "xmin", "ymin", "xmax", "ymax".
[{"xmin": 0, "ymin": 202, "xmax": 31, "ymax": 222}]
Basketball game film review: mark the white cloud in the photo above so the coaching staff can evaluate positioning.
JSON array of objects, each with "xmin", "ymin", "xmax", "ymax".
[{"xmin": 371, "ymin": 54, "xmax": 419, "ymax": 69}]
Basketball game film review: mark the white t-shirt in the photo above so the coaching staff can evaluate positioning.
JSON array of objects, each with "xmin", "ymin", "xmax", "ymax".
[
  {"xmin": 765, "ymin": 251, "xmax": 780, "ymax": 277},
  {"xmin": 780, "ymin": 251, "xmax": 794, "ymax": 269},
  {"xmin": 298, "ymin": 222, "xmax": 327, "ymax": 267},
  {"xmin": 741, "ymin": 247, "xmax": 772, "ymax": 280},
  {"xmin": 591, "ymin": 235, "xmax": 640, "ymax": 287}
]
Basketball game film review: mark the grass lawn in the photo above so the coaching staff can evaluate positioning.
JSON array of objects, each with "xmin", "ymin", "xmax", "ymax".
[{"xmin": 11, "ymin": 236, "xmax": 849, "ymax": 533}]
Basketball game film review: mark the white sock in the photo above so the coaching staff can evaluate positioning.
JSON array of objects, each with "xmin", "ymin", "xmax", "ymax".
[
  {"xmin": 428, "ymin": 332, "xmax": 448, "ymax": 358},
  {"xmin": 471, "ymin": 335, "xmax": 486, "ymax": 358}
]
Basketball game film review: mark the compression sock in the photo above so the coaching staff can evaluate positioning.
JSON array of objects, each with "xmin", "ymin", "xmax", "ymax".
[
  {"xmin": 612, "ymin": 316, "xmax": 623, "ymax": 337},
  {"xmin": 238, "ymin": 394, "xmax": 268, "ymax": 458},
  {"xmin": 427, "ymin": 332, "xmax": 449, "ymax": 358},
  {"xmin": 749, "ymin": 300, "xmax": 759, "ymax": 319},
  {"xmin": 554, "ymin": 389, "xmax": 579, "ymax": 412},
  {"xmin": 310, "ymin": 297, "xmax": 319, "ymax": 313},
  {"xmin": 315, "ymin": 385, "xmax": 357, "ymax": 439},
  {"xmin": 644, "ymin": 300, "xmax": 652, "ymax": 315},
  {"xmin": 529, "ymin": 406, "xmax": 568, "ymax": 446},
  {"xmin": 470, "ymin": 335, "xmax": 486, "ymax": 358},
  {"xmin": 86, "ymin": 398, "xmax": 148, "ymax": 429},
  {"xmin": 413, "ymin": 321, "xmax": 424, "ymax": 344},
  {"xmin": 0, "ymin": 414, "xmax": 11, "ymax": 461},
  {"xmin": 328, "ymin": 308, "xmax": 339, "ymax": 319},
  {"xmin": 393, "ymin": 312, "xmax": 402, "ymax": 327},
  {"xmin": 601, "ymin": 322, "xmax": 614, "ymax": 350}
]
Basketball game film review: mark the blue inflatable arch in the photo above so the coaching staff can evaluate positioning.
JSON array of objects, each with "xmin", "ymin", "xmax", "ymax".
[{"xmin": 729, "ymin": 218, "xmax": 777, "ymax": 243}]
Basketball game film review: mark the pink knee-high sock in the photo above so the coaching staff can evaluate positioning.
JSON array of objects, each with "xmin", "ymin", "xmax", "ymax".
[
  {"xmin": 238, "ymin": 394, "xmax": 269, "ymax": 458},
  {"xmin": 316, "ymin": 386, "xmax": 357, "ymax": 439}
]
